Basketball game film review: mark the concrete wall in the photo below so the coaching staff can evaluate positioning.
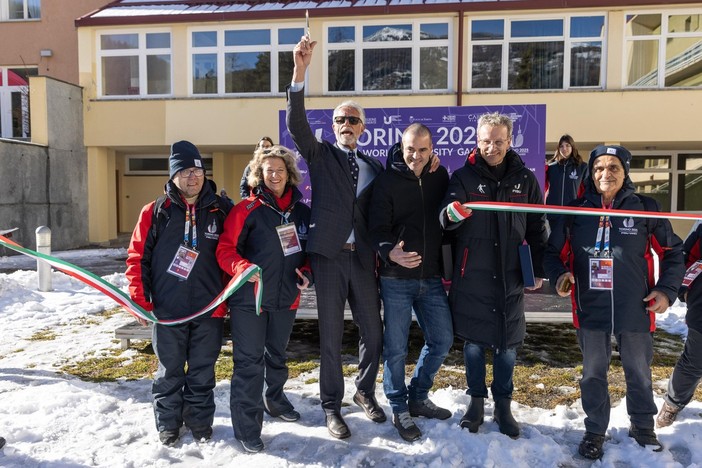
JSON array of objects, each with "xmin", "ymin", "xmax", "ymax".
[{"xmin": 0, "ymin": 77, "xmax": 88, "ymax": 251}]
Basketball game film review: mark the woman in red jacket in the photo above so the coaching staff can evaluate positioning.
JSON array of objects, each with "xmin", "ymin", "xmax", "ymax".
[{"xmin": 217, "ymin": 145, "xmax": 312, "ymax": 453}]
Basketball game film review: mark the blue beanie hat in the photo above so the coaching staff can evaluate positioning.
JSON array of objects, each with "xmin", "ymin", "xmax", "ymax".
[
  {"xmin": 169, "ymin": 140, "xmax": 204, "ymax": 179},
  {"xmin": 588, "ymin": 144, "xmax": 631, "ymax": 176}
]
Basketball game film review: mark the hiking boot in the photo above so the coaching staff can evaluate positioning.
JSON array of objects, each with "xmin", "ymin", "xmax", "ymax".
[
  {"xmin": 493, "ymin": 399, "xmax": 520, "ymax": 438},
  {"xmin": 240, "ymin": 437, "xmax": 264, "ymax": 453},
  {"xmin": 408, "ymin": 398, "xmax": 451, "ymax": 420},
  {"xmin": 628, "ymin": 425, "xmax": 662, "ymax": 452},
  {"xmin": 159, "ymin": 429, "xmax": 180, "ymax": 446},
  {"xmin": 459, "ymin": 396, "xmax": 484, "ymax": 433},
  {"xmin": 578, "ymin": 432, "xmax": 605, "ymax": 460},
  {"xmin": 190, "ymin": 425, "xmax": 212, "ymax": 441},
  {"xmin": 656, "ymin": 401, "xmax": 680, "ymax": 428},
  {"xmin": 278, "ymin": 408, "xmax": 301, "ymax": 422},
  {"xmin": 392, "ymin": 411, "xmax": 422, "ymax": 442}
]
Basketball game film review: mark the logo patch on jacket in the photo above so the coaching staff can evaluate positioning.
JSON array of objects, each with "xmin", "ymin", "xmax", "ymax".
[
  {"xmin": 618, "ymin": 217, "xmax": 638, "ymax": 235},
  {"xmin": 512, "ymin": 183, "xmax": 522, "ymax": 194},
  {"xmin": 569, "ymin": 169, "xmax": 579, "ymax": 179},
  {"xmin": 478, "ymin": 184, "xmax": 486, "ymax": 194},
  {"xmin": 298, "ymin": 222, "xmax": 309, "ymax": 241},
  {"xmin": 204, "ymin": 219, "xmax": 220, "ymax": 240}
]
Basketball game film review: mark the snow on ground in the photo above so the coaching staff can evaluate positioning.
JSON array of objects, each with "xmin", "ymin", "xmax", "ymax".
[{"xmin": 0, "ymin": 249, "xmax": 701, "ymax": 467}]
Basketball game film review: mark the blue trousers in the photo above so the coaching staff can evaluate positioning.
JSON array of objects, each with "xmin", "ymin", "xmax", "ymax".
[
  {"xmin": 380, "ymin": 277, "xmax": 454, "ymax": 414},
  {"xmin": 463, "ymin": 343, "xmax": 517, "ymax": 400}
]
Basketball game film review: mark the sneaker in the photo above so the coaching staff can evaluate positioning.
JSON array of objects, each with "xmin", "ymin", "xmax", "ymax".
[
  {"xmin": 628, "ymin": 425, "xmax": 662, "ymax": 452},
  {"xmin": 240, "ymin": 438, "xmax": 264, "ymax": 453},
  {"xmin": 578, "ymin": 432, "xmax": 605, "ymax": 460},
  {"xmin": 278, "ymin": 409, "xmax": 301, "ymax": 422},
  {"xmin": 392, "ymin": 411, "xmax": 422, "ymax": 442},
  {"xmin": 408, "ymin": 398, "xmax": 451, "ymax": 420},
  {"xmin": 656, "ymin": 401, "xmax": 680, "ymax": 428},
  {"xmin": 190, "ymin": 425, "xmax": 212, "ymax": 441},
  {"xmin": 159, "ymin": 429, "xmax": 180, "ymax": 446}
]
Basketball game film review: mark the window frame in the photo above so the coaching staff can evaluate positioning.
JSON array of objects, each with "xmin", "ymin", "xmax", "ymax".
[
  {"xmin": 468, "ymin": 13, "xmax": 606, "ymax": 91},
  {"xmin": 630, "ymin": 151, "xmax": 702, "ymax": 213},
  {"xmin": 187, "ymin": 24, "xmax": 303, "ymax": 97},
  {"xmin": 0, "ymin": 0, "xmax": 40, "ymax": 21},
  {"xmin": 0, "ymin": 66, "xmax": 37, "ymax": 140},
  {"xmin": 323, "ymin": 19, "xmax": 453, "ymax": 95},
  {"xmin": 124, "ymin": 155, "xmax": 213, "ymax": 176},
  {"xmin": 623, "ymin": 8, "xmax": 702, "ymax": 89},
  {"xmin": 96, "ymin": 29, "xmax": 173, "ymax": 99}
]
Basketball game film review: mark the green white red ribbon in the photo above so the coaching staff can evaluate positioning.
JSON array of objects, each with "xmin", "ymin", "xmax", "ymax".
[
  {"xmin": 0, "ymin": 234, "xmax": 262, "ymax": 325},
  {"xmin": 465, "ymin": 201, "xmax": 702, "ymax": 221}
]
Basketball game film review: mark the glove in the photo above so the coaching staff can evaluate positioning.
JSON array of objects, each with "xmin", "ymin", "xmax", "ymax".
[{"xmin": 446, "ymin": 201, "xmax": 472, "ymax": 222}]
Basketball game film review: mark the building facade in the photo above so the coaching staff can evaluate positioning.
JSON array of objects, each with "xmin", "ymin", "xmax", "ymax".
[{"xmin": 75, "ymin": 0, "xmax": 702, "ymax": 243}]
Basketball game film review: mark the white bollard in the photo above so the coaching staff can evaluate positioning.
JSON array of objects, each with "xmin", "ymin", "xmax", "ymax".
[{"xmin": 36, "ymin": 226, "xmax": 52, "ymax": 292}]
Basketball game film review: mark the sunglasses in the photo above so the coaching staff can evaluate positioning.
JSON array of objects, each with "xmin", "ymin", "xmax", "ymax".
[{"xmin": 333, "ymin": 116, "xmax": 362, "ymax": 126}]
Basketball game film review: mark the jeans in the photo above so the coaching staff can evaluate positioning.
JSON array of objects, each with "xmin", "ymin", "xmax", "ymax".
[
  {"xmin": 380, "ymin": 277, "xmax": 454, "ymax": 414},
  {"xmin": 463, "ymin": 342, "xmax": 517, "ymax": 401}
]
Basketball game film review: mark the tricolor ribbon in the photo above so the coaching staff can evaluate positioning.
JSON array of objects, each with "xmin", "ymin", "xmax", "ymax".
[
  {"xmin": 465, "ymin": 201, "xmax": 702, "ymax": 221},
  {"xmin": 0, "ymin": 234, "xmax": 262, "ymax": 325}
]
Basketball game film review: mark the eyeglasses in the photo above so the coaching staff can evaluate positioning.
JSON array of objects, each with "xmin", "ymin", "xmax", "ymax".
[
  {"xmin": 178, "ymin": 168, "xmax": 205, "ymax": 178},
  {"xmin": 333, "ymin": 116, "xmax": 362, "ymax": 126},
  {"xmin": 478, "ymin": 139, "xmax": 509, "ymax": 148}
]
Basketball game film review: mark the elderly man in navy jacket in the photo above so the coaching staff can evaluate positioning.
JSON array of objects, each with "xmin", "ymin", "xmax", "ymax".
[{"xmin": 544, "ymin": 144, "xmax": 684, "ymax": 459}]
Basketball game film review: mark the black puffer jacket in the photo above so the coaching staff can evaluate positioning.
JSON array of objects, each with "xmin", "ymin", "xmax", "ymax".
[
  {"xmin": 543, "ymin": 178, "xmax": 684, "ymax": 333},
  {"xmin": 440, "ymin": 148, "xmax": 547, "ymax": 349},
  {"xmin": 680, "ymin": 222, "xmax": 702, "ymax": 334},
  {"xmin": 369, "ymin": 143, "xmax": 449, "ymax": 279}
]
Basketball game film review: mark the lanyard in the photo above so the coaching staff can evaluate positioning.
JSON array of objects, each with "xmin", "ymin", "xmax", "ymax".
[
  {"xmin": 593, "ymin": 215, "xmax": 611, "ymax": 257},
  {"xmin": 183, "ymin": 204, "xmax": 198, "ymax": 249}
]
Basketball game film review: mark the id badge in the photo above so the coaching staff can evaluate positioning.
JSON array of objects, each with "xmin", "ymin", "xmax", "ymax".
[
  {"xmin": 167, "ymin": 245, "xmax": 199, "ymax": 280},
  {"xmin": 589, "ymin": 257, "xmax": 613, "ymax": 290},
  {"xmin": 276, "ymin": 223, "xmax": 302, "ymax": 256},
  {"xmin": 682, "ymin": 260, "xmax": 702, "ymax": 288}
]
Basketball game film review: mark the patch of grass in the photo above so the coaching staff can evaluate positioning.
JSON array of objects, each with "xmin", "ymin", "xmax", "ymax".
[
  {"xmin": 214, "ymin": 348, "xmax": 233, "ymax": 381},
  {"xmin": 28, "ymin": 329, "xmax": 57, "ymax": 341},
  {"xmin": 61, "ymin": 354, "xmax": 158, "ymax": 382},
  {"xmin": 305, "ymin": 378, "xmax": 319, "ymax": 385},
  {"xmin": 341, "ymin": 364, "xmax": 357, "ymax": 377},
  {"xmin": 288, "ymin": 360, "xmax": 319, "ymax": 379}
]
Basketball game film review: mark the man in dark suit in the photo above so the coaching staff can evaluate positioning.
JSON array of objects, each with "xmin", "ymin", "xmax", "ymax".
[{"xmin": 286, "ymin": 35, "xmax": 386, "ymax": 439}]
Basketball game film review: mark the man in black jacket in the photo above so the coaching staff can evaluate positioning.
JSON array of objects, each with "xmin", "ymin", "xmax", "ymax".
[
  {"xmin": 369, "ymin": 123, "xmax": 453, "ymax": 442},
  {"xmin": 440, "ymin": 112, "xmax": 547, "ymax": 439}
]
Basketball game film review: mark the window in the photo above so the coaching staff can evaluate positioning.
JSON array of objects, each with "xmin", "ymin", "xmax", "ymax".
[
  {"xmin": 0, "ymin": 67, "xmax": 37, "ymax": 139},
  {"xmin": 470, "ymin": 15, "xmax": 604, "ymax": 90},
  {"xmin": 97, "ymin": 31, "xmax": 172, "ymax": 97},
  {"xmin": 630, "ymin": 152, "xmax": 702, "ymax": 212},
  {"xmin": 190, "ymin": 26, "xmax": 302, "ymax": 95},
  {"xmin": 625, "ymin": 11, "xmax": 702, "ymax": 87},
  {"xmin": 326, "ymin": 20, "xmax": 451, "ymax": 93},
  {"xmin": 1, "ymin": 0, "xmax": 40, "ymax": 20}
]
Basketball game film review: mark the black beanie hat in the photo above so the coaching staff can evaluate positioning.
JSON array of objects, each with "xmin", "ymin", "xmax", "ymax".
[
  {"xmin": 588, "ymin": 144, "xmax": 631, "ymax": 176},
  {"xmin": 169, "ymin": 140, "xmax": 204, "ymax": 179}
]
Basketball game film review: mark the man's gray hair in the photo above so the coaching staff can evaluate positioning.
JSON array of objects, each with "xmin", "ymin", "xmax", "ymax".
[
  {"xmin": 477, "ymin": 112, "xmax": 513, "ymax": 138},
  {"xmin": 334, "ymin": 100, "xmax": 366, "ymax": 124}
]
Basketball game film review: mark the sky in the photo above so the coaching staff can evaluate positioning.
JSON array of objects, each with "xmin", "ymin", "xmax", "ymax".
[{"xmin": 0, "ymin": 248, "xmax": 700, "ymax": 467}]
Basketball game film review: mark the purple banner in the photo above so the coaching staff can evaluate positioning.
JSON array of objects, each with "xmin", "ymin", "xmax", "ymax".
[{"xmin": 279, "ymin": 104, "xmax": 546, "ymax": 205}]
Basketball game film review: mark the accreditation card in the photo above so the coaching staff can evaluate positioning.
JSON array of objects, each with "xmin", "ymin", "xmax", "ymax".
[
  {"xmin": 276, "ymin": 223, "xmax": 302, "ymax": 256},
  {"xmin": 167, "ymin": 244, "xmax": 199, "ymax": 280},
  {"xmin": 682, "ymin": 260, "xmax": 702, "ymax": 288},
  {"xmin": 589, "ymin": 257, "xmax": 613, "ymax": 290}
]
